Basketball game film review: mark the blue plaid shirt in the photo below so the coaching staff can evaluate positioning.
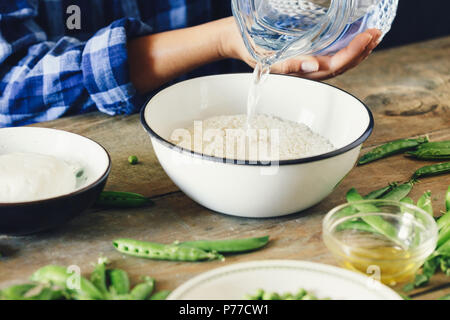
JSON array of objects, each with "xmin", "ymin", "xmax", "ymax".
[{"xmin": 0, "ymin": 0, "xmax": 243, "ymax": 127}]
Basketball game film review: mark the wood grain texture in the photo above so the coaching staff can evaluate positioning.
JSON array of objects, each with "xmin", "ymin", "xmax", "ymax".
[{"xmin": 1, "ymin": 36, "xmax": 450, "ymax": 300}]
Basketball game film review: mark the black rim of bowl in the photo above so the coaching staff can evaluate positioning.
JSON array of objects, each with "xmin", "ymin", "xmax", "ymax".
[
  {"xmin": 0, "ymin": 127, "xmax": 112, "ymax": 207},
  {"xmin": 141, "ymin": 73, "xmax": 374, "ymax": 166}
]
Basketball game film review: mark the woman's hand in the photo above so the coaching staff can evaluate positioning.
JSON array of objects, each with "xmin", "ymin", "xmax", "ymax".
[{"xmin": 220, "ymin": 17, "xmax": 382, "ymax": 80}]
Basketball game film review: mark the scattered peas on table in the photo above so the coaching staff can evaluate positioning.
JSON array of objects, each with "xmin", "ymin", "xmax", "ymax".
[{"xmin": 128, "ymin": 155, "xmax": 139, "ymax": 165}]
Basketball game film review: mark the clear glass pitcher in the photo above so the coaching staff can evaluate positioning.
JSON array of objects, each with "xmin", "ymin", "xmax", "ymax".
[{"xmin": 232, "ymin": 0, "xmax": 399, "ymax": 64}]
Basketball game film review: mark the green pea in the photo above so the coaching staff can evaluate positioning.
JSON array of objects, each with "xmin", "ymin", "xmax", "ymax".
[
  {"xmin": 178, "ymin": 236, "xmax": 269, "ymax": 253},
  {"xmin": 128, "ymin": 155, "xmax": 139, "ymax": 165},
  {"xmin": 149, "ymin": 290, "xmax": 171, "ymax": 300},
  {"xmin": 129, "ymin": 276, "xmax": 155, "ymax": 300},
  {"xmin": 95, "ymin": 191, "xmax": 152, "ymax": 208},
  {"xmin": 113, "ymin": 238, "xmax": 224, "ymax": 262},
  {"xmin": 358, "ymin": 137, "xmax": 428, "ymax": 165},
  {"xmin": 244, "ymin": 288, "xmax": 264, "ymax": 300},
  {"xmin": 108, "ymin": 269, "xmax": 130, "ymax": 295},
  {"xmin": 413, "ymin": 162, "xmax": 450, "ymax": 179},
  {"xmin": 30, "ymin": 265, "xmax": 103, "ymax": 300},
  {"xmin": 262, "ymin": 291, "xmax": 281, "ymax": 300}
]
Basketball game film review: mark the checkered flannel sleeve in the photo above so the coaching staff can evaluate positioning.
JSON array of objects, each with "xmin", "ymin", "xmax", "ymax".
[{"xmin": 0, "ymin": 3, "xmax": 152, "ymax": 127}]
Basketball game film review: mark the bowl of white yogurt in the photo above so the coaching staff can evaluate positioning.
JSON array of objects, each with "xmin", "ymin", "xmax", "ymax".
[
  {"xmin": 141, "ymin": 74, "xmax": 373, "ymax": 218},
  {"xmin": 0, "ymin": 127, "xmax": 110, "ymax": 235}
]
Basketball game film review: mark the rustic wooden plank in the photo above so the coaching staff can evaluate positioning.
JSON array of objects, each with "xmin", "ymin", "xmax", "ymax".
[
  {"xmin": 1, "ymin": 130, "xmax": 449, "ymax": 296},
  {"xmin": 2, "ymin": 36, "xmax": 449, "ymax": 299},
  {"xmin": 327, "ymin": 36, "xmax": 450, "ymax": 147}
]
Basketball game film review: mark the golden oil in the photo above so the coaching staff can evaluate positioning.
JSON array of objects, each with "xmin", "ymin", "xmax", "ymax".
[{"xmin": 324, "ymin": 232, "xmax": 427, "ymax": 286}]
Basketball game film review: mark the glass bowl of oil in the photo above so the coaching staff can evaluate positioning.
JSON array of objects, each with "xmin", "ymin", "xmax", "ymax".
[{"xmin": 323, "ymin": 200, "xmax": 438, "ymax": 286}]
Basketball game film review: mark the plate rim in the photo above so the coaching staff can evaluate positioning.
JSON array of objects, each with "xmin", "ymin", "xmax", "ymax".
[{"xmin": 167, "ymin": 259, "xmax": 402, "ymax": 300}]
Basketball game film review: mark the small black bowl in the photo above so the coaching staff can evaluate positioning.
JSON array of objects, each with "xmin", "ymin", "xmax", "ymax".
[{"xmin": 0, "ymin": 127, "xmax": 111, "ymax": 235}]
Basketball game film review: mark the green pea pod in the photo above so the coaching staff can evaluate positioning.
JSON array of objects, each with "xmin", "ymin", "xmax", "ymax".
[
  {"xmin": 130, "ymin": 276, "xmax": 155, "ymax": 300},
  {"xmin": 363, "ymin": 183, "xmax": 396, "ymax": 200},
  {"xmin": 446, "ymin": 186, "xmax": 450, "ymax": 213},
  {"xmin": 113, "ymin": 238, "xmax": 224, "ymax": 262},
  {"xmin": 380, "ymin": 182, "xmax": 414, "ymax": 201},
  {"xmin": 400, "ymin": 197, "xmax": 414, "ymax": 205},
  {"xmin": 262, "ymin": 292, "xmax": 281, "ymax": 300},
  {"xmin": 437, "ymin": 225, "xmax": 450, "ymax": 248},
  {"xmin": 435, "ymin": 239, "xmax": 450, "ymax": 256},
  {"xmin": 149, "ymin": 290, "xmax": 171, "ymax": 300},
  {"xmin": 358, "ymin": 137, "xmax": 428, "ymax": 165},
  {"xmin": 413, "ymin": 162, "xmax": 450, "ymax": 179},
  {"xmin": 90, "ymin": 257, "xmax": 109, "ymax": 295},
  {"xmin": 178, "ymin": 236, "xmax": 269, "ymax": 253},
  {"xmin": 415, "ymin": 141, "xmax": 450, "ymax": 150},
  {"xmin": 416, "ymin": 191, "xmax": 433, "ymax": 216},
  {"xmin": 406, "ymin": 148, "xmax": 450, "ymax": 160},
  {"xmin": 1, "ymin": 284, "xmax": 36, "ymax": 300},
  {"xmin": 30, "ymin": 265, "xmax": 103, "ymax": 300},
  {"xmin": 0, "ymin": 283, "xmax": 64, "ymax": 300},
  {"xmin": 108, "ymin": 269, "xmax": 130, "ymax": 295},
  {"xmin": 336, "ymin": 220, "xmax": 379, "ymax": 234},
  {"xmin": 95, "ymin": 191, "xmax": 152, "ymax": 208},
  {"xmin": 437, "ymin": 211, "xmax": 450, "ymax": 231},
  {"xmin": 423, "ymin": 256, "xmax": 440, "ymax": 279},
  {"xmin": 346, "ymin": 188, "xmax": 401, "ymax": 247}
]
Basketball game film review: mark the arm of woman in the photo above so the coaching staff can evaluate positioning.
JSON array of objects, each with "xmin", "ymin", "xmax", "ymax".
[{"xmin": 129, "ymin": 17, "xmax": 381, "ymax": 94}]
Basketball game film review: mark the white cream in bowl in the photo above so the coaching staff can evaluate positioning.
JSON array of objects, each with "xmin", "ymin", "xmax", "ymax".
[{"xmin": 0, "ymin": 152, "xmax": 82, "ymax": 203}]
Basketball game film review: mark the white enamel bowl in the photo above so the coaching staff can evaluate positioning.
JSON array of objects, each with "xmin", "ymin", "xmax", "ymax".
[
  {"xmin": 0, "ymin": 127, "xmax": 111, "ymax": 235},
  {"xmin": 141, "ymin": 74, "xmax": 373, "ymax": 218}
]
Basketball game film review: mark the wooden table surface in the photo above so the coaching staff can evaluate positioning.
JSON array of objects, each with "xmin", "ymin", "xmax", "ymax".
[{"xmin": 1, "ymin": 36, "xmax": 450, "ymax": 300}]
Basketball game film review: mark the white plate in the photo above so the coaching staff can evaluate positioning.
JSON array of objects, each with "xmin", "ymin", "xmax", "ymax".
[{"xmin": 168, "ymin": 260, "xmax": 402, "ymax": 300}]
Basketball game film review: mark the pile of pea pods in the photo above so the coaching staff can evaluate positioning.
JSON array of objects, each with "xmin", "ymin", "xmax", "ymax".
[{"xmin": 0, "ymin": 235, "xmax": 271, "ymax": 300}]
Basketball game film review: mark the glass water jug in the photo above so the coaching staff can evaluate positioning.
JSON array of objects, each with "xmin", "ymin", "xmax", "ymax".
[{"xmin": 232, "ymin": 0, "xmax": 399, "ymax": 64}]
